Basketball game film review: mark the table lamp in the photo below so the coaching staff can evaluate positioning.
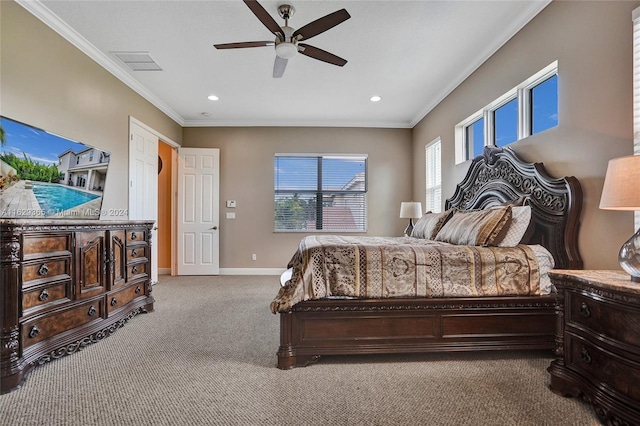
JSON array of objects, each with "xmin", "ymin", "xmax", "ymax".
[
  {"xmin": 400, "ymin": 201, "xmax": 423, "ymax": 237},
  {"xmin": 599, "ymin": 155, "xmax": 640, "ymax": 282}
]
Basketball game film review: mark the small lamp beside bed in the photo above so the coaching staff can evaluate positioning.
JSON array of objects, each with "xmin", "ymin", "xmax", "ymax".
[
  {"xmin": 600, "ymin": 155, "xmax": 640, "ymax": 282},
  {"xmin": 399, "ymin": 201, "xmax": 423, "ymax": 236}
]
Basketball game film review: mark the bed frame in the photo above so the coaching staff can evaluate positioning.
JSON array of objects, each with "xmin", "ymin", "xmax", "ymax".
[{"xmin": 276, "ymin": 146, "xmax": 583, "ymax": 369}]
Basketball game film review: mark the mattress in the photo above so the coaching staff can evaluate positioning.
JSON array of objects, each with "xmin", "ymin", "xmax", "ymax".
[{"xmin": 271, "ymin": 235, "xmax": 554, "ymax": 313}]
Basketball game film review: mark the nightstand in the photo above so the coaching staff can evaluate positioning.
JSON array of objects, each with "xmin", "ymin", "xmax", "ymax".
[{"xmin": 548, "ymin": 270, "xmax": 640, "ymax": 425}]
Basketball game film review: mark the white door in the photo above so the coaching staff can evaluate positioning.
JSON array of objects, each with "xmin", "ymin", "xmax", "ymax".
[
  {"xmin": 177, "ymin": 148, "xmax": 220, "ymax": 275},
  {"xmin": 128, "ymin": 120, "xmax": 159, "ymax": 283}
]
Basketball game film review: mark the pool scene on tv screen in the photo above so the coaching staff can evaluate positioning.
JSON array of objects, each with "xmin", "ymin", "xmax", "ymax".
[{"xmin": 0, "ymin": 116, "xmax": 110, "ymax": 219}]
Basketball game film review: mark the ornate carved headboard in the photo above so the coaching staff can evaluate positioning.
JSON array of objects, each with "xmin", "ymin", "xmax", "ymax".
[{"xmin": 445, "ymin": 146, "xmax": 583, "ymax": 269}]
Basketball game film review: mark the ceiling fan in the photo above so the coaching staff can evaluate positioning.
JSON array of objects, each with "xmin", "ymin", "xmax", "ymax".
[{"xmin": 214, "ymin": 0, "xmax": 351, "ymax": 78}]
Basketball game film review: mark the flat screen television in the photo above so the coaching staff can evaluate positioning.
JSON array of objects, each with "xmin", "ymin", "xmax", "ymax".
[{"xmin": 0, "ymin": 116, "xmax": 110, "ymax": 220}]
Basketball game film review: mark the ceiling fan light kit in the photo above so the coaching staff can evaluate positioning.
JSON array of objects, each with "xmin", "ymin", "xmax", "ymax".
[
  {"xmin": 275, "ymin": 42, "xmax": 298, "ymax": 59},
  {"xmin": 214, "ymin": 0, "xmax": 350, "ymax": 78}
]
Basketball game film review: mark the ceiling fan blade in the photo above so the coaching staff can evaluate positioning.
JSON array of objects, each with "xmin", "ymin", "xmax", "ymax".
[
  {"xmin": 292, "ymin": 9, "xmax": 351, "ymax": 41},
  {"xmin": 243, "ymin": 0, "xmax": 284, "ymax": 39},
  {"xmin": 298, "ymin": 44, "xmax": 347, "ymax": 67},
  {"xmin": 273, "ymin": 56, "xmax": 288, "ymax": 78},
  {"xmin": 214, "ymin": 41, "xmax": 274, "ymax": 49}
]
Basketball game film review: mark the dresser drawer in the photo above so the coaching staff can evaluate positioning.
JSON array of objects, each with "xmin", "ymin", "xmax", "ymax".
[
  {"xmin": 126, "ymin": 229, "xmax": 147, "ymax": 244},
  {"xmin": 566, "ymin": 332, "xmax": 640, "ymax": 401},
  {"xmin": 21, "ymin": 299, "xmax": 104, "ymax": 348},
  {"xmin": 126, "ymin": 246, "xmax": 147, "ymax": 262},
  {"xmin": 22, "ymin": 281, "xmax": 71, "ymax": 314},
  {"xmin": 22, "ymin": 233, "xmax": 72, "ymax": 260},
  {"xmin": 568, "ymin": 291, "xmax": 640, "ymax": 348},
  {"xmin": 107, "ymin": 283, "xmax": 145, "ymax": 315},
  {"xmin": 127, "ymin": 262, "xmax": 147, "ymax": 281},
  {"xmin": 22, "ymin": 256, "xmax": 72, "ymax": 288}
]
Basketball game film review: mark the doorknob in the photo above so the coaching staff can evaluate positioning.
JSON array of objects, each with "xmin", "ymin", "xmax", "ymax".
[{"xmin": 211, "ymin": 226, "xmax": 218, "ymax": 230}]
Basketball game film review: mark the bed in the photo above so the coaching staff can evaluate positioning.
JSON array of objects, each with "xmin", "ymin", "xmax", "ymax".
[{"xmin": 273, "ymin": 146, "xmax": 583, "ymax": 369}]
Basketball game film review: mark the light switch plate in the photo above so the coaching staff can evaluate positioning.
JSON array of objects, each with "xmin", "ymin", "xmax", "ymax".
[
  {"xmin": 226, "ymin": 200, "xmax": 236, "ymax": 208},
  {"xmin": 226, "ymin": 212, "xmax": 235, "ymax": 219}
]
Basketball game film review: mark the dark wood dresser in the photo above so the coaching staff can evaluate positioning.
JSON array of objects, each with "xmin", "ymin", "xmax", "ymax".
[
  {"xmin": 548, "ymin": 270, "xmax": 640, "ymax": 425},
  {"xmin": 0, "ymin": 219, "xmax": 154, "ymax": 394}
]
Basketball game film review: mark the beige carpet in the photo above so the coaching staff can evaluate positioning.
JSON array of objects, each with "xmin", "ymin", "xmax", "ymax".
[{"xmin": 1, "ymin": 275, "xmax": 598, "ymax": 425}]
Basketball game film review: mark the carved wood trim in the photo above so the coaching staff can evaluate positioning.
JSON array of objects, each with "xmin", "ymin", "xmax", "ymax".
[
  {"xmin": 445, "ymin": 146, "xmax": 583, "ymax": 269},
  {"xmin": 33, "ymin": 307, "xmax": 146, "ymax": 366}
]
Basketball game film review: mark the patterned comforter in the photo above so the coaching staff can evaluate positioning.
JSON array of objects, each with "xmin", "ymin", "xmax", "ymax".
[{"xmin": 270, "ymin": 235, "xmax": 554, "ymax": 313}]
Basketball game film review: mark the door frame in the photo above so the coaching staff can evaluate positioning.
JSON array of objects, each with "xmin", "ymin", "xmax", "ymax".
[{"xmin": 128, "ymin": 116, "xmax": 180, "ymax": 278}]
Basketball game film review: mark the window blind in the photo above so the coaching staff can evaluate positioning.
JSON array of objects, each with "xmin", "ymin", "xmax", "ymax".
[
  {"xmin": 425, "ymin": 140, "xmax": 442, "ymax": 213},
  {"xmin": 274, "ymin": 154, "xmax": 367, "ymax": 232}
]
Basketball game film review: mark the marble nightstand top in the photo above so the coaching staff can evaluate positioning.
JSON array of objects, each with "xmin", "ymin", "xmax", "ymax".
[{"xmin": 549, "ymin": 270, "xmax": 640, "ymax": 295}]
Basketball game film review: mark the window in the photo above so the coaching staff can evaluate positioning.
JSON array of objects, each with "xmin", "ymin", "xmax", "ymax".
[
  {"xmin": 465, "ymin": 117, "xmax": 485, "ymax": 159},
  {"xmin": 455, "ymin": 61, "xmax": 558, "ymax": 163},
  {"xmin": 493, "ymin": 97, "xmax": 518, "ymax": 146},
  {"xmin": 425, "ymin": 139, "xmax": 442, "ymax": 213},
  {"xmin": 89, "ymin": 150, "xmax": 94, "ymax": 161},
  {"xmin": 531, "ymin": 74, "xmax": 558, "ymax": 134},
  {"xmin": 274, "ymin": 154, "xmax": 367, "ymax": 232}
]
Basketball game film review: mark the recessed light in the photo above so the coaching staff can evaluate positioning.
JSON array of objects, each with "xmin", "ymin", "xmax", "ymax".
[
  {"xmin": 370, "ymin": 95, "xmax": 381, "ymax": 102},
  {"xmin": 208, "ymin": 95, "xmax": 219, "ymax": 101}
]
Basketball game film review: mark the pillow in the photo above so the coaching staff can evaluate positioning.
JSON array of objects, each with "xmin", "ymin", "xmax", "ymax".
[
  {"xmin": 411, "ymin": 209, "xmax": 455, "ymax": 239},
  {"xmin": 498, "ymin": 205, "xmax": 533, "ymax": 247},
  {"xmin": 434, "ymin": 205, "xmax": 512, "ymax": 246}
]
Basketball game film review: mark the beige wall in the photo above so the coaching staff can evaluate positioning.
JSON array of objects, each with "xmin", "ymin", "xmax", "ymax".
[
  {"xmin": 413, "ymin": 0, "xmax": 638, "ymax": 270},
  {"xmin": 0, "ymin": 1, "xmax": 182, "ymax": 216},
  {"xmin": 183, "ymin": 127, "xmax": 412, "ymax": 268},
  {"xmin": 5, "ymin": 0, "xmax": 638, "ymax": 271}
]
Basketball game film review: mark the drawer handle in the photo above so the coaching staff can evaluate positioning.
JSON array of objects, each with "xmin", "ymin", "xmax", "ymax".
[
  {"xmin": 580, "ymin": 348, "xmax": 592, "ymax": 364},
  {"xmin": 38, "ymin": 289, "xmax": 50, "ymax": 301},
  {"xmin": 29, "ymin": 326, "xmax": 40, "ymax": 339},
  {"xmin": 38, "ymin": 263, "xmax": 49, "ymax": 276},
  {"xmin": 579, "ymin": 303, "xmax": 591, "ymax": 318},
  {"xmin": 88, "ymin": 306, "xmax": 96, "ymax": 316},
  {"xmin": 111, "ymin": 297, "xmax": 118, "ymax": 307},
  {"xmin": 131, "ymin": 232, "xmax": 137, "ymax": 240},
  {"xmin": 132, "ymin": 265, "xmax": 138, "ymax": 274},
  {"xmin": 131, "ymin": 249, "xmax": 137, "ymax": 257},
  {"xmin": 135, "ymin": 286, "xmax": 141, "ymax": 294}
]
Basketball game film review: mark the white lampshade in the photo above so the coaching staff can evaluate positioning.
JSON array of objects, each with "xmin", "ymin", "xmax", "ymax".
[
  {"xmin": 600, "ymin": 155, "xmax": 640, "ymax": 210},
  {"xmin": 599, "ymin": 155, "xmax": 640, "ymax": 283},
  {"xmin": 399, "ymin": 202, "xmax": 423, "ymax": 219}
]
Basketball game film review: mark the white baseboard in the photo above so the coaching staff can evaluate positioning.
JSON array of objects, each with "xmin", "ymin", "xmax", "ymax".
[
  {"xmin": 158, "ymin": 268, "xmax": 172, "ymax": 275},
  {"xmin": 219, "ymin": 268, "xmax": 286, "ymax": 276}
]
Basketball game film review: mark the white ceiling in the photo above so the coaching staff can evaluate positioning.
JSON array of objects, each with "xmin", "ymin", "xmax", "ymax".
[{"xmin": 21, "ymin": 0, "xmax": 550, "ymax": 128}]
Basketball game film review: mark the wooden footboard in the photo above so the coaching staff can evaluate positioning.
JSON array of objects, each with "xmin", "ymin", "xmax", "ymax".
[{"xmin": 277, "ymin": 295, "xmax": 557, "ymax": 369}]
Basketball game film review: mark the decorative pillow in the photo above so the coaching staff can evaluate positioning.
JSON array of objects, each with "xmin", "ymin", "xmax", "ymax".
[
  {"xmin": 411, "ymin": 209, "xmax": 455, "ymax": 239},
  {"xmin": 434, "ymin": 205, "xmax": 512, "ymax": 246},
  {"xmin": 498, "ymin": 205, "xmax": 533, "ymax": 247}
]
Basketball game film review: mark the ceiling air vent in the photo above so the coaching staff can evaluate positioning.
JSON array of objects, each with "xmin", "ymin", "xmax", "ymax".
[{"xmin": 111, "ymin": 51, "xmax": 162, "ymax": 71}]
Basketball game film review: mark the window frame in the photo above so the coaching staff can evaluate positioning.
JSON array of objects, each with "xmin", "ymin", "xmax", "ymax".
[
  {"xmin": 455, "ymin": 61, "xmax": 558, "ymax": 164},
  {"xmin": 274, "ymin": 153, "xmax": 368, "ymax": 233}
]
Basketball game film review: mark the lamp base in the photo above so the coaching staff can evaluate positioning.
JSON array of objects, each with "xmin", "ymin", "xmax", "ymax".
[
  {"xmin": 619, "ymin": 226, "xmax": 640, "ymax": 283},
  {"xmin": 404, "ymin": 219, "xmax": 415, "ymax": 237}
]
